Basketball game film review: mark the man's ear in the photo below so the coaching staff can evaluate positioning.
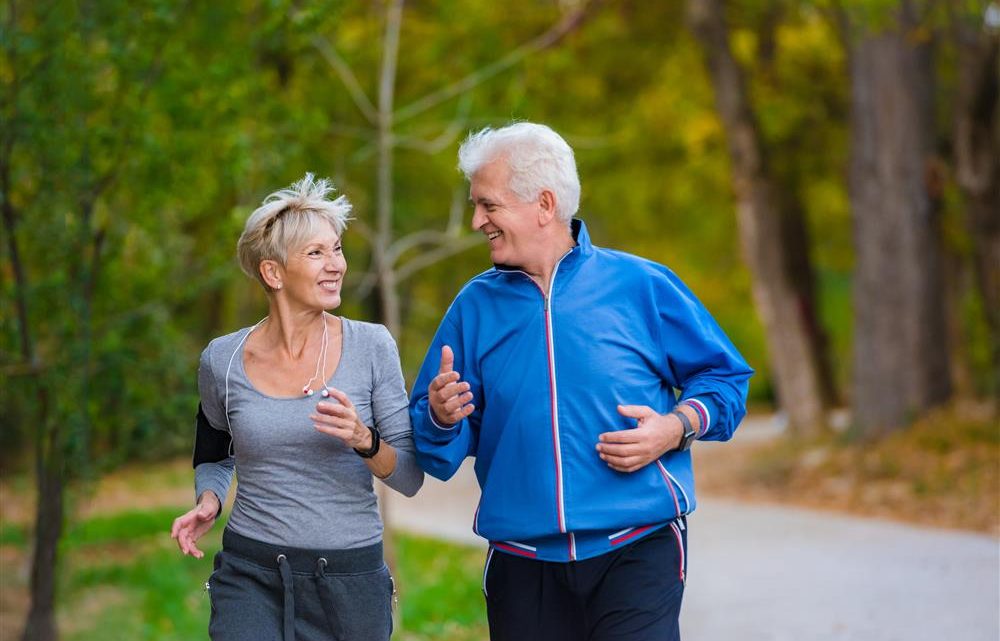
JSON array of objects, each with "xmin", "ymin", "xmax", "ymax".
[
  {"xmin": 259, "ymin": 260, "xmax": 283, "ymax": 290},
  {"xmin": 537, "ymin": 189, "xmax": 558, "ymax": 225}
]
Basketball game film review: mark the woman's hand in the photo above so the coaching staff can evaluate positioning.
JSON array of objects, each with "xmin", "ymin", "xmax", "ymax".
[
  {"xmin": 170, "ymin": 491, "xmax": 220, "ymax": 559},
  {"xmin": 312, "ymin": 389, "xmax": 372, "ymax": 450}
]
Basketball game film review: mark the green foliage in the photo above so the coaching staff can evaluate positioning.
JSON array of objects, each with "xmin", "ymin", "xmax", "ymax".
[{"xmin": 2, "ymin": 0, "xmax": 994, "ymax": 469}]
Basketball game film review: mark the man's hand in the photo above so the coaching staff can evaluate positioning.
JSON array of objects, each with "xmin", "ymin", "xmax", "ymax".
[
  {"xmin": 428, "ymin": 345, "xmax": 475, "ymax": 426},
  {"xmin": 596, "ymin": 405, "xmax": 684, "ymax": 473},
  {"xmin": 170, "ymin": 491, "xmax": 221, "ymax": 559}
]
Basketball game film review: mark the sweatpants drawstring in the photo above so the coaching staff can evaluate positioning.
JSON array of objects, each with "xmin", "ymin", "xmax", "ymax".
[
  {"xmin": 314, "ymin": 557, "xmax": 345, "ymax": 637},
  {"xmin": 277, "ymin": 554, "xmax": 295, "ymax": 641}
]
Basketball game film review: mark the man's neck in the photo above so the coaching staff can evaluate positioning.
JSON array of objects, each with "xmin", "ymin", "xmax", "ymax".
[{"xmin": 526, "ymin": 228, "xmax": 577, "ymax": 292}]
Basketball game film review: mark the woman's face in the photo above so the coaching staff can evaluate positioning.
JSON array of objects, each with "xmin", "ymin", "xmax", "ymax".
[{"xmin": 279, "ymin": 222, "xmax": 347, "ymax": 311}]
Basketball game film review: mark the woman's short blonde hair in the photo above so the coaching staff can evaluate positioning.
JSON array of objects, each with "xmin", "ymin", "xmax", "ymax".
[{"xmin": 237, "ymin": 173, "xmax": 353, "ymax": 290}]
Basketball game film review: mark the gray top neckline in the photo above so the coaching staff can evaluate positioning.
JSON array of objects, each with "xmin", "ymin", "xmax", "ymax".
[{"xmin": 235, "ymin": 316, "xmax": 350, "ymax": 401}]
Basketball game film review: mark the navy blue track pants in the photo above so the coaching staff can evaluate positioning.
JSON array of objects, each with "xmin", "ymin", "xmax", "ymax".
[{"xmin": 483, "ymin": 519, "xmax": 687, "ymax": 641}]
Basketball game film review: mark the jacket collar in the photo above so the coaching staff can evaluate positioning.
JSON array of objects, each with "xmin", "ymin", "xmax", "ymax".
[{"xmin": 493, "ymin": 218, "xmax": 594, "ymax": 274}]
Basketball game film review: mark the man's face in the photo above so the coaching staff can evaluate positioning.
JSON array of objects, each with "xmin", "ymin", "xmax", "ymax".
[{"xmin": 469, "ymin": 158, "xmax": 543, "ymax": 271}]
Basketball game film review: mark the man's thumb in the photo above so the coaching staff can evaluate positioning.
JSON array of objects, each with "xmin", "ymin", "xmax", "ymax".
[
  {"xmin": 439, "ymin": 345, "xmax": 455, "ymax": 375},
  {"xmin": 617, "ymin": 404, "xmax": 654, "ymax": 420}
]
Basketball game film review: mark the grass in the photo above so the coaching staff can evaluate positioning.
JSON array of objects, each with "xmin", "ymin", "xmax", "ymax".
[
  {"xmin": 395, "ymin": 536, "xmax": 488, "ymax": 641},
  {"xmin": 0, "ymin": 467, "xmax": 488, "ymax": 641},
  {"xmin": 0, "ymin": 520, "xmax": 488, "ymax": 641},
  {"xmin": 61, "ymin": 528, "xmax": 222, "ymax": 641}
]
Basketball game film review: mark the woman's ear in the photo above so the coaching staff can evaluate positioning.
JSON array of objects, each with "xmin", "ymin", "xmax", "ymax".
[
  {"xmin": 537, "ymin": 189, "xmax": 558, "ymax": 226},
  {"xmin": 259, "ymin": 260, "xmax": 283, "ymax": 290}
]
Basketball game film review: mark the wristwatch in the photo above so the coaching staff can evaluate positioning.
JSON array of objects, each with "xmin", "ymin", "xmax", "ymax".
[
  {"xmin": 354, "ymin": 424, "xmax": 382, "ymax": 459},
  {"xmin": 672, "ymin": 409, "xmax": 697, "ymax": 452}
]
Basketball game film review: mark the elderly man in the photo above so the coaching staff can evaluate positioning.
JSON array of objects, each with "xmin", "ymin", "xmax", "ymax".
[{"xmin": 409, "ymin": 122, "xmax": 753, "ymax": 641}]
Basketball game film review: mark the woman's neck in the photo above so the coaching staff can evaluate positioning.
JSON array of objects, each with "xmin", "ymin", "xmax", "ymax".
[{"xmin": 261, "ymin": 307, "xmax": 328, "ymax": 359}]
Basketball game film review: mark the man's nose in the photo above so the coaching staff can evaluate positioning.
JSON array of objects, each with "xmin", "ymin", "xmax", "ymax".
[{"xmin": 471, "ymin": 206, "xmax": 486, "ymax": 230}]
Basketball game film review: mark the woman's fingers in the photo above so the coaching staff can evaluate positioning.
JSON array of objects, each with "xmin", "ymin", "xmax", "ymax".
[
  {"xmin": 170, "ymin": 496, "xmax": 218, "ymax": 558},
  {"xmin": 312, "ymin": 397, "xmax": 356, "ymax": 432},
  {"xmin": 171, "ymin": 509, "xmax": 199, "ymax": 554},
  {"xmin": 322, "ymin": 388, "xmax": 354, "ymax": 409}
]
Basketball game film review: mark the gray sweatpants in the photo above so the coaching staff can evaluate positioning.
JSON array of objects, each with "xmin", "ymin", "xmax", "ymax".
[{"xmin": 207, "ymin": 529, "xmax": 394, "ymax": 641}]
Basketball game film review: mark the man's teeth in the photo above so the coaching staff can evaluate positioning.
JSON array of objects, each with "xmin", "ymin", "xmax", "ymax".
[{"xmin": 487, "ymin": 231, "xmax": 502, "ymax": 241}]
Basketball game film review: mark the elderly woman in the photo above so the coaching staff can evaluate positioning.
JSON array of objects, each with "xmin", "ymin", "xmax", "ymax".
[{"xmin": 170, "ymin": 174, "xmax": 423, "ymax": 641}]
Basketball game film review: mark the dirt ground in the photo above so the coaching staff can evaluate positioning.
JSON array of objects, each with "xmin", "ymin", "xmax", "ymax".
[{"xmin": 693, "ymin": 408, "xmax": 999, "ymax": 536}]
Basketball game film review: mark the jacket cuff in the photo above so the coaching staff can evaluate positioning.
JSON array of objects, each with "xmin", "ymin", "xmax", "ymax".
[
  {"xmin": 679, "ymin": 397, "xmax": 713, "ymax": 438},
  {"xmin": 429, "ymin": 409, "xmax": 459, "ymax": 431}
]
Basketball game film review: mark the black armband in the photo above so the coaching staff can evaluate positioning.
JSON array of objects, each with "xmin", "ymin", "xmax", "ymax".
[{"xmin": 192, "ymin": 403, "xmax": 232, "ymax": 468}]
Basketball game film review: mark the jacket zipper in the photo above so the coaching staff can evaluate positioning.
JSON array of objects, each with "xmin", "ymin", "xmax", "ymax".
[
  {"xmin": 503, "ymin": 252, "xmax": 574, "ymax": 559},
  {"xmin": 545, "ymin": 254, "xmax": 576, "ymax": 559},
  {"xmin": 542, "ymin": 288, "xmax": 566, "ymax": 540}
]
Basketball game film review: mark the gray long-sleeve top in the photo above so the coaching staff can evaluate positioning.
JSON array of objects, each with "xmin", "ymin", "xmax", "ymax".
[{"xmin": 195, "ymin": 318, "xmax": 423, "ymax": 549}]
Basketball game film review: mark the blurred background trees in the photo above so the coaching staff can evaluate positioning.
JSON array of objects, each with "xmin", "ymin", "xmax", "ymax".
[{"xmin": 2, "ymin": 0, "xmax": 997, "ymax": 639}]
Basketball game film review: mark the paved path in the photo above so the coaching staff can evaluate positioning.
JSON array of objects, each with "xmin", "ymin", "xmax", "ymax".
[{"xmin": 384, "ymin": 421, "xmax": 999, "ymax": 641}]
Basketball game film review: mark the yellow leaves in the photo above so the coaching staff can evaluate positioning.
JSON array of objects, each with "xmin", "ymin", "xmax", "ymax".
[{"xmin": 680, "ymin": 111, "xmax": 723, "ymax": 156}]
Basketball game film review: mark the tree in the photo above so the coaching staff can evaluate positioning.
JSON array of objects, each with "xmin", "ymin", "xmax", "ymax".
[
  {"xmin": 949, "ymin": 2, "xmax": 1000, "ymax": 400},
  {"xmin": 846, "ymin": 0, "xmax": 952, "ymax": 434},
  {"xmin": 687, "ymin": 0, "xmax": 832, "ymax": 434},
  {"xmin": 309, "ymin": 0, "xmax": 597, "ymax": 339},
  {"xmin": 1, "ymin": 2, "xmax": 264, "ymax": 637}
]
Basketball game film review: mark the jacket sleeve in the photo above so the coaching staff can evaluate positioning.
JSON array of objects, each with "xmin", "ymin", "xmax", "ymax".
[
  {"xmin": 409, "ymin": 312, "xmax": 480, "ymax": 481},
  {"xmin": 656, "ymin": 269, "xmax": 754, "ymax": 442}
]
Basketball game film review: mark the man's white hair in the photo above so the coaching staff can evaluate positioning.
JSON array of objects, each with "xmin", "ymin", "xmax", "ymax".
[
  {"xmin": 457, "ymin": 122, "xmax": 580, "ymax": 223},
  {"xmin": 237, "ymin": 173, "xmax": 353, "ymax": 291}
]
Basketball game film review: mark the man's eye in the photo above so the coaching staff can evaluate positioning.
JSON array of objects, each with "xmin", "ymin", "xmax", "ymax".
[{"xmin": 334, "ymin": 245, "xmax": 343, "ymax": 253}]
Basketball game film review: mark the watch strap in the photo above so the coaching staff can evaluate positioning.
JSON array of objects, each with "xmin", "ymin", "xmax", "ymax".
[
  {"xmin": 354, "ymin": 424, "xmax": 381, "ymax": 459},
  {"xmin": 672, "ymin": 409, "xmax": 697, "ymax": 451}
]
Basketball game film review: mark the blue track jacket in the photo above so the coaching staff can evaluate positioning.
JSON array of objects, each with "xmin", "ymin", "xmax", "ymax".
[{"xmin": 410, "ymin": 220, "xmax": 753, "ymax": 562}]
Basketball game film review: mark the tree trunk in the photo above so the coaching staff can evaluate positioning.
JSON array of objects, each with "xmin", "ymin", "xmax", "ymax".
[
  {"xmin": 372, "ymin": 0, "xmax": 405, "ymax": 342},
  {"xmin": 780, "ymin": 197, "xmax": 839, "ymax": 408},
  {"xmin": 2, "ymin": 90, "xmax": 62, "ymax": 639},
  {"xmin": 847, "ymin": 1, "xmax": 951, "ymax": 435},
  {"xmin": 952, "ymin": 12, "xmax": 1000, "ymax": 401},
  {"xmin": 21, "ymin": 390, "xmax": 62, "ymax": 641},
  {"xmin": 370, "ymin": 1, "xmax": 405, "ymax": 622},
  {"xmin": 687, "ymin": 0, "xmax": 829, "ymax": 434}
]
